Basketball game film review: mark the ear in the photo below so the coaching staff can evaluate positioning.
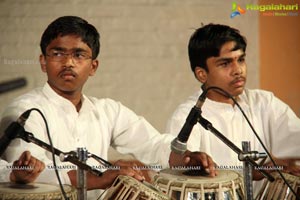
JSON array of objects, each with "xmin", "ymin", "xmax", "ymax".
[
  {"xmin": 89, "ymin": 59, "xmax": 99, "ymax": 76},
  {"xmin": 40, "ymin": 54, "xmax": 47, "ymax": 73},
  {"xmin": 194, "ymin": 67, "xmax": 207, "ymax": 83}
]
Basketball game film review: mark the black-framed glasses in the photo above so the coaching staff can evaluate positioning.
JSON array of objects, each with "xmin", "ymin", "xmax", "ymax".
[{"xmin": 46, "ymin": 50, "xmax": 92, "ymax": 63}]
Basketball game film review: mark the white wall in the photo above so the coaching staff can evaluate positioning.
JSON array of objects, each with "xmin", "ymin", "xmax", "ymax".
[{"xmin": 0, "ymin": 0, "xmax": 259, "ymax": 159}]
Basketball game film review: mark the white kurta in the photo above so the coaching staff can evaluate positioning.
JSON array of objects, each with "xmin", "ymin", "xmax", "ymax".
[
  {"xmin": 166, "ymin": 88, "xmax": 300, "ymax": 195},
  {"xmin": 0, "ymin": 160, "xmax": 10, "ymax": 182},
  {"xmin": 0, "ymin": 83, "xmax": 173, "ymax": 198},
  {"xmin": 167, "ymin": 88, "xmax": 300, "ymax": 165}
]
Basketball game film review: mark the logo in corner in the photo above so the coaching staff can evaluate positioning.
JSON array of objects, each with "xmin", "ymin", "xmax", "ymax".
[{"xmin": 231, "ymin": 2, "xmax": 246, "ymax": 18}]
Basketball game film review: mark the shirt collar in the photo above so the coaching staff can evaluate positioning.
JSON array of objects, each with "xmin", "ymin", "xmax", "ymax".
[
  {"xmin": 198, "ymin": 87, "xmax": 249, "ymax": 109},
  {"xmin": 42, "ymin": 83, "xmax": 91, "ymax": 113}
]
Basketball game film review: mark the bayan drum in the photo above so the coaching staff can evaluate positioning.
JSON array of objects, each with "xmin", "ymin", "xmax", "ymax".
[
  {"xmin": 256, "ymin": 172, "xmax": 300, "ymax": 200},
  {"xmin": 103, "ymin": 175, "xmax": 171, "ymax": 200},
  {"xmin": 154, "ymin": 169, "xmax": 244, "ymax": 200},
  {"xmin": 0, "ymin": 182, "xmax": 77, "ymax": 200}
]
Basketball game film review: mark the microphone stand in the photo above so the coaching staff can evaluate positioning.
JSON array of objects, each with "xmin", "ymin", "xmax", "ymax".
[
  {"xmin": 198, "ymin": 115, "xmax": 274, "ymax": 200},
  {"xmin": 76, "ymin": 147, "xmax": 88, "ymax": 200}
]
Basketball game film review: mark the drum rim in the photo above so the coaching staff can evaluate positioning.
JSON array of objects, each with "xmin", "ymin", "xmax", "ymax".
[
  {"xmin": 155, "ymin": 169, "xmax": 242, "ymax": 184},
  {"xmin": 0, "ymin": 182, "xmax": 75, "ymax": 196}
]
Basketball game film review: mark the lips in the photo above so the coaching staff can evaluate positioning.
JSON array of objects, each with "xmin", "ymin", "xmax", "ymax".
[
  {"xmin": 231, "ymin": 77, "xmax": 246, "ymax": 87},
  {"xmin": 60, "ymin": 70, "xmax": 76, "ymax": 80}
]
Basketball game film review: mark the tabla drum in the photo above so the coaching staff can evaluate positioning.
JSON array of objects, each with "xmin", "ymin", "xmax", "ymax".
[
  {"xmin": 154, "ymin": 169, "xmax": 244, "ymax": 200},
  {"xmin": 103, "ymin": 175, "xmax": 171, "ymax": 200},
  {"xmin": 0, "ymin": 182, "xmax": 77, "ymax": 200},
  {"xmin": 255, "ymin": 172, "xmax": 300, "ymax": 200}
]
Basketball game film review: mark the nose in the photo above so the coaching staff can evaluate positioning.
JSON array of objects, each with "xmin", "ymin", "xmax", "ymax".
[
  {"xmin": 63, "ymin": 54, "xmax": 75, "ymax": 67},
  {"xmin": 231, "ymin": 61, "xmax": 242, "ymax": 76}
]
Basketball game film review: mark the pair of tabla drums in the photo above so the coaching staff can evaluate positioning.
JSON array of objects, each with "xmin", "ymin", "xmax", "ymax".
[
  {"xmin": 0, "ymin": 170, "xmax": 298, "ymax": 200},
  {"xmin": 104, "ymin": 169, "xmax": 244, "ymax": 200},
  {"xmin": 104, "ymin": 169, "xmax": 300, "ymax": 200}
]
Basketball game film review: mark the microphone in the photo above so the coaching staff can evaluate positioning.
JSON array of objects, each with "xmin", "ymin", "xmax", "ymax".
[
  {"xmin": 171, "ymin": 89, "xmax": 207, "ymax": 154},
  {"xmin": 0, "ymin": 110, "xmax": 32, "ymax": 157},
  {"xmin": 0, "ymin": 78, "xmax": 27, "ymax": 94}
]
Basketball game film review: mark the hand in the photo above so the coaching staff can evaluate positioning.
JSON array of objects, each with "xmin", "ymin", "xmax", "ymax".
[
  {"xmin": 111, "ymin": 159, "xmax": 151, "ymax": 182},
  {"xmin": 253, "ymin": 157, "xmax": 300, "ymax": 180},
  {"xmin": 68, "ymin": 159, "xmax": 148, "ymax": 189},
  {"xmin": 10, "ymin": 151, "xmax": 45, "ymax": 183},
  {"xmin": 169, "ymin": 150, "xmax": 217, "ymax": 177}
]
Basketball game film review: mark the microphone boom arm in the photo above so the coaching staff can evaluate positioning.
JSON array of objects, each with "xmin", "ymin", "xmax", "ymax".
[
  {"xmin": 18, "ymin": 130, "xmax": 103, "ymax": 177},
  {"xmin": 198, "ymin": 115, "xmax": 274, "ymax": 182}
]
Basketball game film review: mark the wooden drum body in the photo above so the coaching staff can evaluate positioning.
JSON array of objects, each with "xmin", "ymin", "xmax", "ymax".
[
  {"xmin": 256, "ymin": 172, "xmax": 300, "ymax": 200},
  {"xmin": 104, "ymin": 175, "xmax": 171, "ymax": 200}
]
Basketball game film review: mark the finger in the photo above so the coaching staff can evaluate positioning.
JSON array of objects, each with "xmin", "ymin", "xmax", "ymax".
[
  {"xmin": 287, "ymin": 165, "xmax": 300, "ymax": 175},
  {"xmin": 183, "ymin": 156, "xmax": 191, "ymax": 165},
  {"xmin": 12, "ymin": 160, "xmax": 20, "ymax": 168},
  {"xmin": 207, "ymin": 156, "xmax": 216, "ymax": 177},
  {"xmin": 26, "ymin": 157, "xmax": 37, "ymax": 173},
  {"xmin": 31, "ymin": 161, "xmax": 41, "ymax": 175},
  {"xmin": 113, "ymin": 160, "xmax": 146, "ymax": 179},
  {"xmin": 198, "ymin": 153, "xmax": 209, "ymax": 168},
  {"xmin": 18, "ymin": 151, "xmax": 31, "ymax": 166},
  {"xmin": 118, "ymin": 167, "xmax": 145, "ymax": 181},
  {"xmin": 39, "ymin": 161, "xmax": 46, "ymax": 173}
]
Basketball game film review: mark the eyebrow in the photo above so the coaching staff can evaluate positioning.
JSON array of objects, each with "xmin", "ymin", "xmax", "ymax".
[
  {"xmin": 49, "ymin": 47, "xmax": 88, "ymax": 52},
  {"xmin": 215, "ymin": 53, "xmax": 246, "ymax": 63}
]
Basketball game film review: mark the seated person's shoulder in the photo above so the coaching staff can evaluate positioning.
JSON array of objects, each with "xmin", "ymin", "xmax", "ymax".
[{"xmin": 244, "ymin": 88, "xmax": 275, "ymax": 102}]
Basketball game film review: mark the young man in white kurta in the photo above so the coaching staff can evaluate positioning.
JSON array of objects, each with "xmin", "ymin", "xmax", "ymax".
[
  {"xmin": 0, "ymin": 16, "xmax": 217, "ymax": 199},
  {"xmin": 166, "ymin": 23, "xmax": 300, "ymax": 197},
  {"xmin": 1, "ymin": 82, "xmax": 173, "ymax": 184},
  {"xmin": 167, "ymin": 88, "xmax": 300, "ymax": 168}
]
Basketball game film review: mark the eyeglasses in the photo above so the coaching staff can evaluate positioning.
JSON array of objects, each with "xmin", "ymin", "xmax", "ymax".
[{"xmin": 46, "ymin": 50, "xmax": 92, "ymax": 63}]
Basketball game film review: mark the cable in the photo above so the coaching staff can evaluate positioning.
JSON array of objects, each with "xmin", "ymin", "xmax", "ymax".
[
  {"xmin": 96, "ymin": 187, "xmax": 110, "ymax": 200},
  {"xmin": 205, "ymin": 86, "xmax": 300, "ymax": 199},
  {"xmin": 28, "ymin": 108, "xmax": 69, "ymax": 200}
]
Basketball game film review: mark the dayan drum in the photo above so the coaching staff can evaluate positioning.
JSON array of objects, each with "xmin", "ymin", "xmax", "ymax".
[
  {"xmin": 154, "ymin": 169, "xmax": 245, "ymax": 200},
  {"xmin": 256, "ymin": 172, "xmax": 300, "ymax": 200},
  {"xmin": 0, "ymin": 182, "xmax": 77, "ymax": 200},
  {"xmin": 103, "ymin": 175, "xmax": 171, "ymax": 200}
]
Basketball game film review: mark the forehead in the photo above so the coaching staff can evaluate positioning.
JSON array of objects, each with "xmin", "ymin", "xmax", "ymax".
[
  {"xmin": 218, "ymin": 41, "xmax": 245, "ymax": 58},
  {"xmin": 46, "ymin": 35, "xmax": 91, "ymax": 52}
]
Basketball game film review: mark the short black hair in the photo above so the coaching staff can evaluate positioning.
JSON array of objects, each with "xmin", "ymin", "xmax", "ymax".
[
  {"xmin": 188, "ymin": 24, "xmax": 247, "ymax": 72},
  {"xmin": 40, "ymin": 16, "xmax": 100, "ymax": 59}
]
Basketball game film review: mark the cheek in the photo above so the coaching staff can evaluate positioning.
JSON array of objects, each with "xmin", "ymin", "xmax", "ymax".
[
  {"xmin": 243, "ymin": 65, "xmax": 247, "ymax": 73},
  {"xmin": 89, "ymin": 68, "xmax": 96, "ymax": 76}
]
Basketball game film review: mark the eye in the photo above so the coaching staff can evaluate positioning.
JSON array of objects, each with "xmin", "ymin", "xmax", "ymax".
[
  {"xmin": 75, "ymin": 52, "xmax": 90, "ymax": 60},
  {"xmin": 219, "ymin": 61, "xmax": 230, "ymax": 67},
  {"xmin": 238, "ymin": 57, "xmax": 245, "ymax": 63},
  {"xmin": 52, "ymin": 51, "xmax": 64, "ymax": 57}
]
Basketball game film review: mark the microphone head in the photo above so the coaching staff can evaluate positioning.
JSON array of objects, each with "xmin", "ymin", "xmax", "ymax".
[
  {"xmin": 171, "ymin": 138, "xmax": 187, "ymax": 154},
  {"xmin": 0, "ymin": 78, "xmax": 27, "ymax": 94}
]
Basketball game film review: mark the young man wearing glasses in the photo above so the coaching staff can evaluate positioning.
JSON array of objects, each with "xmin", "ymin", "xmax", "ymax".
[{"xmin": 0, "ymin": 16, "xmax": 216, "ymax": 199}]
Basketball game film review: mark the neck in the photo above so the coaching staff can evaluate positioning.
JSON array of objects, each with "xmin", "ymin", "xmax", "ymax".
[{"xmin": 48, "ymin": 84, "xmax": 83, "ymax": 112}]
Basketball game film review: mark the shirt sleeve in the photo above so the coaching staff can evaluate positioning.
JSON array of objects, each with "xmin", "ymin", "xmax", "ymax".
[
  {"xmin": 265, "ymin": 93, "xmax": 300, "ymax": 157},
  {"xmin": 0, "ymin": 103, "xmax": 72, "ymax": 185},
  {"xmin": 0, "ymin": 160, "xmax": 10, "ymax": 182},
  {"xmin": 104, "ymin": 99, "xmax": 173, "ymax": 168}
]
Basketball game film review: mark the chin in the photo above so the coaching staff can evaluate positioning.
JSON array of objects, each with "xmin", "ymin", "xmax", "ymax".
[{"xmin": 229, "ymin": 87, "xmax": 244, "ymax": 97}]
